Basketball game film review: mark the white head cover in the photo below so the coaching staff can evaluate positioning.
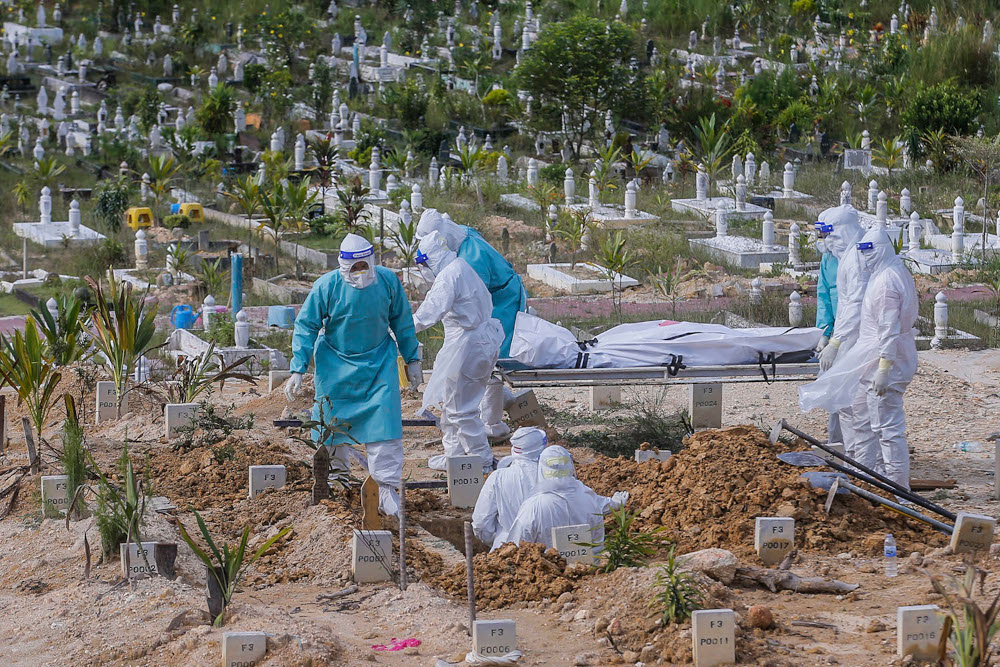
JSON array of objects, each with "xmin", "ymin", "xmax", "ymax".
[
  {"xmin": 339, "ymin": 232, "xmax": 376, "ymax": 289},
  {"xmin": 509, "ymin": 427, "xmax": 547, "ymax": 461},
  {"xmin": 416, "ymin": 207, "xmax": 466, "ymax": 251},
  {"xmin": 818, "ymin": 204, "xmax": 863, "ymax": 259},
  {"xmin": 856, "ymin": 226, "xmax": 897, "ymax": 275},
  {"xmin": 416, "ymin": 229, "xmax": 457, "ymax": 277},
  {"xmin": 534, "ymin": 444, "xmax": 577, "ymax": 494}
]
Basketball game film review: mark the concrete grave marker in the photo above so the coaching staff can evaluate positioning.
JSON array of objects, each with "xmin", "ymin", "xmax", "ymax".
[
  {"xmin": 447, "ymin": 455, "xmax": 483, "ymax": 508},
  {"xmin": 223, "ymin": 631, "xmax": 267, "ymax": 667},
  {"xmin": 754, "ymin": 517, "xmax": 794, "ymax": 565},
  {"xmin": 897, "ymin": 605, "xmax": 943, "ymax": 660},
  {"xmin": 473, "ymin": 619, "xmax": 516, "ymax": 659},
  {"xmin": 506, "ymin": 390, "xmax": 547, "ymax": 429},
  {"xmin": 589, "ymin": 386, "xmax": 620, "ymax": 410},
  {"xmin": 164, "ymin": 402, "xmax": 199, "ymax": 438},
  {"xmin": 249, "ymin": 465, "xmax": 287, "ymax": 498},
  {"xmin": 352, "ymin": 529, "xmax": 393, "ymax": 583},
  {"xmin": 551, "ymin": 524, "xmax": 594, "ymax": 565},
  {"xmin": 268, "ymin": 370, "xmax": 292, "ymax": 393},
  {"xmin": 120, "ymin": 541, "xmax": 159, "ymax": 579},
  {"xmin": 40, "ymin": 474, "xmax": 69, "ymax": 516},
  {"xmin": 950, "ymin": 512, "xmax": 996, "ymax": 554},
  {"xmin": 692, "ymin": 609, "xmax": 736, "ymax": 666},
  {"xmin": 634, "ymin": 448, "xmax": 672, "ymax": 463},
  {"xmin": 96, "ymin": 381, "xmax": 127, "ymax": 423},
  {"xmin": 689, "ymin": 383, "xmax": 722, "ymax": 429}
]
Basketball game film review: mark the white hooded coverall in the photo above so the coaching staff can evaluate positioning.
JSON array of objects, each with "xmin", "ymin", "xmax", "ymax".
[
  {"xmin": 505, "ymin": 445, "xmax": 625, "ymax": 550},
  {"xmin": 413, "ymin": 231, "xmax": 505, "ymax": 471},
  {"xmin": 800, "ymin": 227, "xmax": 918, "ymax": 490},
  {"xmin": 472, "ymin": 427, "xmax": 547, "ymax": 550},
  {"xmin": 816, "ymin": 205, "xmax": 875, "ymax": 461}
]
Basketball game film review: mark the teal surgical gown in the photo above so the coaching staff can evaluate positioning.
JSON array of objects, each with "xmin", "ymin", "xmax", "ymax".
[
  {"xmin": 816, "ymin": 251, "xmax": 838, "ymax": 337},
  {"xmin": 457, "ymin": 227, "xmax": 528, "ymax": 357},
  {"xmin": 291, "ymin": 266, "xmax": 420, "ymax": 445}
]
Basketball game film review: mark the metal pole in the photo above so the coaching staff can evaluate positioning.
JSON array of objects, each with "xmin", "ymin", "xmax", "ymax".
[
  {"xmin": 0, "ymin": 395, "xmax": 6, "ymax": 454},
  {"xmin": 398, "ymin": 481, "xmax": 407, "ymax": 591},
  {"xmin": 22, "ymin": 237, "xmax": 27, "ymax": 280},
  {"xmin": 464, "ymin": 521, "xmax": 476, "ymax": 633}
]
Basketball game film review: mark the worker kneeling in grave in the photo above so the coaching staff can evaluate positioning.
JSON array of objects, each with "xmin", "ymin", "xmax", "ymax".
[
  {"xmin": 505, "ymin": 445, "xmax": 628, "ymax": 550},
  {"xmin": 471, "ymin": 426, "xmax": 547, "ymax": 551},
  {"xmin": 417, "ymin": 208, "xmax": 528, "ymax": 443},
  {"xmin": 285, "ymin": 233, "xmax": 422, "ymax": 518},
  {"xmin": 412, "ymin": 230, "xmax": 504, "ymax": 473}
]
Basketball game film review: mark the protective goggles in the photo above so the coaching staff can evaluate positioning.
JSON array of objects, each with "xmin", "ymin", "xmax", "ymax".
[
  {"xmin": 340, "ymin": 245, "xmax": 374, "ymax": 260},
  {"xmin": 856, "ymin": 241, "xmax": 874, "ymax": 251},
  {"xmin": 415, "ymin": 250, "xmax": 429, "ymax": 265},
  {"xmin": 814, "ymin": 222, "xmax": 834, "ymax": 235}
]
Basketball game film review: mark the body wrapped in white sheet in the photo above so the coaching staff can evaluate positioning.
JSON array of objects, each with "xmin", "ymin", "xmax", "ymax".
[{"xmin": 509, "ymin": 312, "xmax": 823, "ymax": 368}]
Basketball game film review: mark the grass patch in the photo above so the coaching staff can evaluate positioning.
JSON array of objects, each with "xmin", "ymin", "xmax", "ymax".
[{"xmin": 0, "ymin": 292, "xmax": 33, "ymax": 316}]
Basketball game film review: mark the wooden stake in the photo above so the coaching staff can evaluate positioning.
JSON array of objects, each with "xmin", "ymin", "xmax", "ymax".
[
  {"xmin": 0, "ymin": 394, "xmax": 6, "ymax": 455},
  {"xmin": 995, "ymin": 442, "xmax": 1000, "ymax": 501},
  {"xmin": 398, "ymin": 481, "xmax": 407, "ymax": 591},
  {"xmin": 360, "ymin": 475, "xmax": 380, "ymax": 530},
  {"xmin": 21, "ymin": 417, "xmax": 37, "ymax": 473},
  {"xmin": 464, "ymin": 520, "xmax": 476, "ymax": 633}
]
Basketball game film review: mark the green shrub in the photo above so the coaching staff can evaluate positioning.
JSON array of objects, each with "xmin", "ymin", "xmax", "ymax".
[
  {"xmin": 902, "ymin": 81, "xmax": 981, "ymax": 137},
  {"xmin": 539, "ymin": 162, "xmax": 567, "ymax": 186},
  {"xmin": 243, "ymin": 64, "xmax": 267, "ymax": 93},
  {"xmin": 163, "ymin": 214, "xmax": 192, "ymax": 229},
  {"xmin": 776, "ymin": 99, "xmax": 815, "ymax": 133},
  {"xmin": 482, "ymin": 88, "xmax": 512, "ymax": 108},
  {"xmin": 649, "ymin": 546, "xmax": 705, "ymax": 624}
]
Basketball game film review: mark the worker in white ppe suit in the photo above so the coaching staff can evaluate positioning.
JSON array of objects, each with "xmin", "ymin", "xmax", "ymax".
[
  {"xmin": 285, "ymin": 233, "xmax": 422, "ymax": 518},
  {"xmin": 505, "ymin": 445, "xmax": 628, "ymax": 550},
  {"xmin": 850, "ymin": 228, "xmax": 918, "ymax": 489},
  {"xmin": 417, "ymin": 209, "xmax": 528, "ymax": 443},
  {"xmin": 472, "ymin": 427, "xmax": 547, "ymax": 550},
  {"xmin": 413, "ymin": 231, "xmax": 505, "ymax": 472},
  {"xmin": 815, "ymin": 205, "xmax": 872, "ymax": 455}
]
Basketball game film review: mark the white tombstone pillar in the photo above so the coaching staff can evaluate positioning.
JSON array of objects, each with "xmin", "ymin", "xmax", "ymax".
[
  {"xmin": 788, "ymin": 291, "xmax": 803, "ymax": 326},
  {"xmin": 68, "ymin": 199, "xmax": 81, "ymax": 237},
  {"xmin": 908, "ymin": 212, "xmax": 921, "ymax": 253},
  {"xmin": 876, "ymin": 191, "xmax": 888, "ymax": 224},
  {"xmin": 952, "ymin": 196, "xmax": 965, "ymax": 263},
  {"xmin": 900, "ymin": 187, "xmax": 911, "ymax": 216},
  {"xmin": 762, "ymin": 211, "xmax": 775, "ymax": 248},
  {"xmin": 234, "ymin": 310, "xmax": 250, "ymax": 348},
  {"xmin": 410, "ymin": 183, "xmax": 423, "ymax": 213},
  {"xmin": 39, "ymin": 186, "xmax": 52, "ymax": 224},
  {"xmin": 734, "ymin": 175, "xmax": 746, "ymax": 211},
  {"xmin": 624, "ymin": 180, "xmax": 637, "ymax": 218},
  {"xmin": 563, "ymin": 168, "xmax": 575, "ymax": 205},
  {"xmin": 135, "ymin": 229, "xmax": 148, "ymax": 269},
  {"xmin": 931, "ymin": 292, "xmax": 948, "ymax": 349},
  {"xmin": 867, "ymin": 179, "xmax": 878, "ymax": 212},
  {"xmin": 840, "ymin": 180, "xmax": 851, "ymax": 206},
  {"xmin": 782, "ymin": 162, "xmax": 794, "ymax": 197},
  {"xmin": 526, "ymin": 158, "xmax": 538, "ymax": 187},
  {"xmin": 788, "ymin": 222, "xmax": 801, "ymax": 266},
  {"xmin": 203, "ymin": 294, "xmax": 215, "ymax": 331}
]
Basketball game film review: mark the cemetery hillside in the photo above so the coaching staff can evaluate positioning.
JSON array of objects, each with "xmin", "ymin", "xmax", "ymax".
[{"xmin": 8, "ymin": 0, "xmax": 1000, "ymax": 664}]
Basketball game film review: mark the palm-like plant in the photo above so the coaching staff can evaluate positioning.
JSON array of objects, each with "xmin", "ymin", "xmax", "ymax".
[
  {"xmin": 335, "ymin": 173, "xmax": 372, "ymax": 231},
  {"xmin": 258, "ymin": 185, "xmax": 291, "ymax": 274},
  {"xmin": 225, "ymin": 175, "xmax": 263, "ymax": 257},
  {"xmin": 391, "ymin": 213, "xmax": 420, "ymax": 275},
  {"xmin": 0, "ymin": 318, "xmax": 64, "ymax": 443},
  {"xmin": 456, "ymin": 142, "xmax": 487, "ymax": 205},
  {"xmin": 85, "ymin": 269, "xmax": 161, "ymax": 417},
  {"xmin": 874, "ymin": 136, "xmax": 903, "ymax": 178},
  {"xmin": 0, "ymin": 129, "xmax": 15, "ymax": 157},
  {"xmin": 168, "ymin": 342, "xmax": 253, "ymax": 403},
  {"xmin": 306, "ymin": 134, "xmax": 340, "ymax": 201},
  {"xmin": 554, "ymin": 209, "xmax": 592, "ymax": 269},
  {"xmin": 33, "ymin": 156, "xmax": 66, "ymax": 189},
  {"xmin": 693, "ymin": 114, "xmax": 733, "ymax": 195},
  {"xmin": 29, "ymin": 293, "xmax": 92, "ymax": 366},
  {"xmin": 855, "ymin": 84, "xmax": 878, "ymax": 124},
  {"xmin": 281, "ymin": 177, "xmax": 319, "ymax": 278},
  {"xmin": 593, "ymin": 143, "xmax": 623, "ymax": 203},
  {"xmin": 146, "ymin": 154, "xmax": 180, "ymax": 225},
  {"xmin": 595, "ymin": 230, "xmax": 632, "ymax": 323}
]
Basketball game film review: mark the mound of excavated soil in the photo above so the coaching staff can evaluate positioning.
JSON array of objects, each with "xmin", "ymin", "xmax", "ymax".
[
  {"xmin": 147, "ymin": 436, "xmax": 310, "ymax": 510},
  {"xmin": 425, "ymin": 542, "xmax": 576, "ymax": 610},
  {"xmin": 577, "ymin": 425, "xmax": 946, "ymax": 558}
]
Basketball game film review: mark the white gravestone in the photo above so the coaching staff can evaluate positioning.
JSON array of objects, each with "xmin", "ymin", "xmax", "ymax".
[
  {"xmin": 634, "ymin": 449, "xmax": 672, "ymax": 463},
  {"xmin": 754, "ymin": 517, "xmax": 794, "ymax": 565},
  {"xmin": 897, "ymin": 605, "xmax": 943, "ymax": 660},
  {"xmin": 447, "ymin": 455, "xmax": 483, "ymax": 508},
  {"xmin": 551, "ymin": 524, "xmax": 594, "ymax": 565},
  {"xmin": 352, "ymin": 529, "xmax": 393, "ymax": 583},
  {"xmin": 473, "ymin": 619, "xmax": 517, "ymax": 659},
  {"xmin": 692, "ymin": 609, "xmax": 736, "ymax": 667},
  {"xmin": 949, "ymin": 512, "xmax": 996, "ymax": 554},
  {"xmin": 120, "ymin": 541, "xmax": 159, "ymax": 579},
  {"xmin": 689, "ymin": 383, "xmax": 722, "ymax": 429},
  {"xmin": 164, "ymin": 402, "xmax": 199, "ymax": 438},
  {"xmin": 248, "ymin": 465, "xmax": 287, "ymax": 498},
  {"xmin": 41, "ymin": 474, "xmax": 69, "ymax": 516},
  {"xmin": 223, "ymin": 631, "xmax": 267, "ymax": 667},
  {"xmin": 96, "ymin": 381, "xmax": 127, "ymax": 423}
]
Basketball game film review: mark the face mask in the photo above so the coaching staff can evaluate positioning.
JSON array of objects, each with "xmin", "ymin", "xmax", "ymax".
[{"xmin": 345, "ymin": 261, "xmax": 375, "ymax": 289}]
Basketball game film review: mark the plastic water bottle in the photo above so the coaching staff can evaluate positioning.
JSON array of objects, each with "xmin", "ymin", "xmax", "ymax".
[
  {"xmin": 952, "ymin": 441, "xmax": 984, "ymax": 453},
  {"xmin": 884, "ymin": 534, "xmax": 898, "ymax": 578}
]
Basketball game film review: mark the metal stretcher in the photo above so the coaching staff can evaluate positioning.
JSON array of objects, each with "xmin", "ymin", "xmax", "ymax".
[{"xmin": 498, "ymin": 357, "xmax": 819, "ymax": 388}]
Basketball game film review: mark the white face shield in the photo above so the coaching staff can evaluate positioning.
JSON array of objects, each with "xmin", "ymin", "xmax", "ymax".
[{"xmin": 339, "ymin": 233, "xmax": 376, "ymax": 289}]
